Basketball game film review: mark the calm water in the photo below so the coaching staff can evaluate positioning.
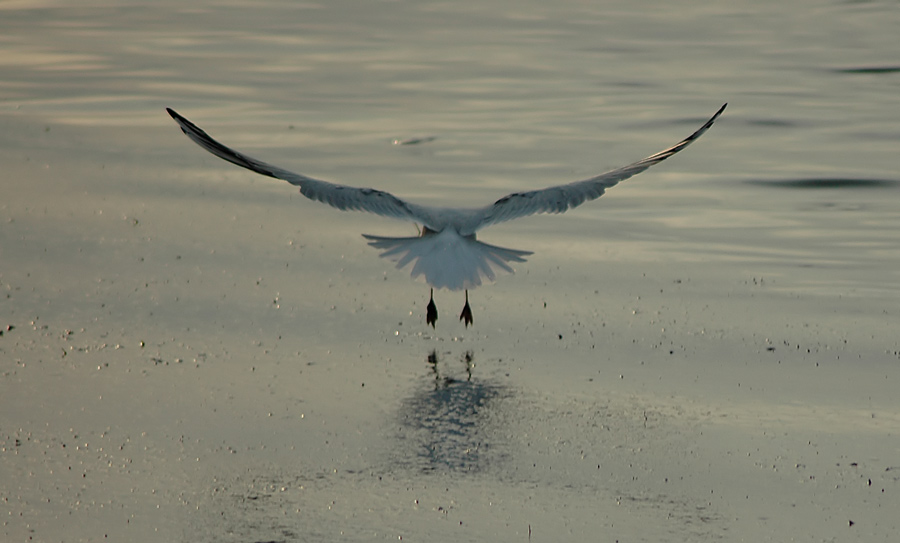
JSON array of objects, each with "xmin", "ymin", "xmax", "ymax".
[{"xmin": 2, "ymin": 1, "xmax": 899, "ymax": 541}]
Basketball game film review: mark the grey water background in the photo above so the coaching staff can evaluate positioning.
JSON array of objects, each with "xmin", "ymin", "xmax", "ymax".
[{"xmin": 2, "ymin": 1, "xmax": 899, "ymax": 541}]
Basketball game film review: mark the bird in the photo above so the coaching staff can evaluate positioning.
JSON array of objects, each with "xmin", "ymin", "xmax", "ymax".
[{"xmin": 166, "ymin": 103, "xmax": 726, "ymax": 328}]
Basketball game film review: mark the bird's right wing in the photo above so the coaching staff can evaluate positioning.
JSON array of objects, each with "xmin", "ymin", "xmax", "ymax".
[
  {"xmin": 463, "ymin": 104, "xmax": 726, "ymax": 233},
  {"xmin": 166, "ymin": 108, "xmax": 429, "ymax": 224}
]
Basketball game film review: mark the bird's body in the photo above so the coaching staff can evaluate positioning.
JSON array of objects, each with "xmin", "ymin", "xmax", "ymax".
[{"xmin": 167, "ymin": 104, "xmax": 726, "ymax": 326}]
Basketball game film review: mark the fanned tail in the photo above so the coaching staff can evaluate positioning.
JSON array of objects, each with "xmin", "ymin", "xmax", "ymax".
[{"xmin": 363, "ymin": 230, "xmax": 532, "ymax": 291}]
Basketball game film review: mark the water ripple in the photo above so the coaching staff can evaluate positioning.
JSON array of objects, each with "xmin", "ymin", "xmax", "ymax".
[
  {"xmin": 744, "ymin": 178, "xmax": 900, "ymax": 189},
  {"xmin": 833, "ymin": 66, "xmax": 900, "ymax": 75}
]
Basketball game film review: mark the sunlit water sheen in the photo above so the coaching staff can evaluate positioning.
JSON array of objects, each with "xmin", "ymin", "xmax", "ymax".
[{"xmin": 2, "ymin": 1, "xmax": 899, "ymax": 542}]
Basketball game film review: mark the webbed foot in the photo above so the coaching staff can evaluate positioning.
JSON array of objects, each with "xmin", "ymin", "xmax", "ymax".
[
  {"xmin": 459, "ymin": 290, "xmax": 473, "ymax": 327},
  {"xmin": 426, "ymin": 288, "xmax": 438, "ymax": 328}
]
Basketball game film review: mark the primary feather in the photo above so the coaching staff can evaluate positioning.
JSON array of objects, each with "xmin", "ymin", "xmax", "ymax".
[
  {"xmin": 167, "ymin": 104, "xmax": 725, "ymax": 291},
  {"xmin": 463, "ymin": 103, "xmax": 726, "ymax": 233}
]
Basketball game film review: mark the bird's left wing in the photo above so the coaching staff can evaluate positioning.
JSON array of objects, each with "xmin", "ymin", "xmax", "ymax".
[
  {"xmin": 463, "ymin": 104, "xmax": 726, "ymax": 233},
  {"xmin": 166, "ymin": 108, "xmax": 429, "ymax": 224}
]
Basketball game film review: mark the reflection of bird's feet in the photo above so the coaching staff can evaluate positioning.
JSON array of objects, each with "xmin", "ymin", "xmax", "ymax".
[
  {"xmin": 459, "ymin": 290, "xmax": 473, "ymax": 327},
  {"xmin": 426, "ymin": 288, "xmax": 438, "ymax": 328}
]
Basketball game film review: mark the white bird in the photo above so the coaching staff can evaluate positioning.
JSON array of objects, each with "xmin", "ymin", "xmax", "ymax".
[{"xmin": 167, "ymin": 104, "xmax": 726, "ymax": 327}]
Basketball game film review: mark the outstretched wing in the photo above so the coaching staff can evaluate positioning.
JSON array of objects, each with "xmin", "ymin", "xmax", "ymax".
[
  {"xmin": 166, "ymin": 108, "xmax": 428, "ymax": 224},
  {"xmin": 464, "ymin": 104, "xmax": 726, "ymax": 233}
]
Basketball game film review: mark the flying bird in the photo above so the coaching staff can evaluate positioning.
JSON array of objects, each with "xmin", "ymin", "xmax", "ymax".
[{"xmin": 167, "ymin": 104, "xmax": 726, "ymax": 327}]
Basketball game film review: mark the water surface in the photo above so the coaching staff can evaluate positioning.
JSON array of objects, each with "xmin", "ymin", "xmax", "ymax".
[{"xmin": 2, "ymin": 1, "xmax": 899, "ymax": 541}]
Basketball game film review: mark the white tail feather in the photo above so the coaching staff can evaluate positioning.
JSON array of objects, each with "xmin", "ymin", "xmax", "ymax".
[{"xmin": 363, "ymin": 230, "xmax": 532, "ymax": 291}]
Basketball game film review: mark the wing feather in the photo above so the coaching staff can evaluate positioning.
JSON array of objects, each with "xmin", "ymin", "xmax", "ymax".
[
  {"xmin": 166, "ymin": 108, "xmax": 427, "ymax": 224},
  {"xmin": 464, "ymin": 104, "xmax": 727, "ymax": 233}
]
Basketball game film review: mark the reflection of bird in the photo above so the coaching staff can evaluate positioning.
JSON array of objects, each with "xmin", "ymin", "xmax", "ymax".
[
  {"xmin": 167, "ymin": 104, "xmax": 726, "ymax": 327},
  {"xmin": 394, "ymin": 350, "xmax": 509, "ymax": 473}
]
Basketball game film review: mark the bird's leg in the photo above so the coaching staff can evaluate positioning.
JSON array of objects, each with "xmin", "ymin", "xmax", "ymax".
[
  {"xmin": 459, "ymin": 290, "xmax": 473, "ymax": 327},
  {"xmin": 426, "ymin": 288, "xmax": 438, "ymax": 328}
]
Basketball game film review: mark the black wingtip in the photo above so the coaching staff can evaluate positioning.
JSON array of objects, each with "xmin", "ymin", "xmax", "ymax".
[
  {"xmin": 713, "ymin": 103, "xmax": 727, "ymax": 120},
  {"xmin": 165, "ymin": 108, "xmax": 199, "ymax": 136},
  {"xmin": 708, "ymin": 103, "xmax": 727, "ymax": 124},
  {"xmin": 690, "ymin": 103, "xmax": 727, "ymax": 135},
  {"xmin": 166, "ymin": 107, "xmax": 188, "ymax": 125}
]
